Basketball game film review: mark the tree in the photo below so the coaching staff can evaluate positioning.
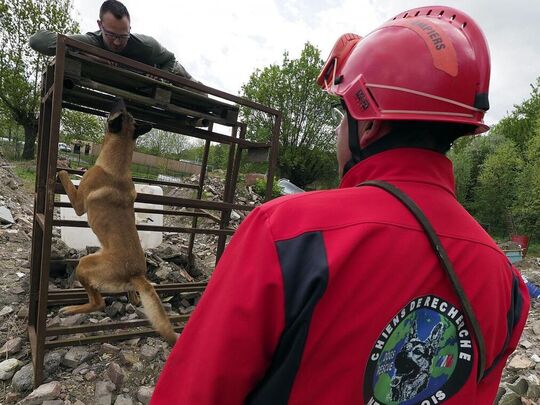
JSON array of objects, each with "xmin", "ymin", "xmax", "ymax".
[
  {"xmin": 449, "ymin": 133, "xmax": 504, "ymax": 211},
  {"xmin": 473, "ymin": 140, "xmax": 523, "ymax": 235},
  {"xmin": 136, "ymin": 129, "xmax": 191, "ymax": 158},
  {"xmin": 61, "ymin": 110, "xmax": 104, "ymax": 144},
  {"xmin": 512, "ymin": 116, "xmax": 540, "ymax": 238},
  {"xmin": 489, "ymin": 78, "xmax": 540, "ymax": 151},
  {"xmin": 0, "ymin": 0, "xmax": 79, "ymax": 159},
  {"xmin": 240, "ymin": 43, "xmax": 340, "ymax": 188}
]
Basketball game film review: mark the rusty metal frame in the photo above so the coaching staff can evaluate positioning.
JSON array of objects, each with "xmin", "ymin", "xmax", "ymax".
[{"xmin": 28, "ymin": 36, "xmax": 281, "ymax": 387}]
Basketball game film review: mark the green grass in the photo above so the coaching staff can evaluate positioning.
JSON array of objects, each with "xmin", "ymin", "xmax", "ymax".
[
  {"xmin": 12, "ymin": 161, "xmax": 36, "ymax": 192},
  {"xmin": 526, "ymin": 242, "xmax": 540, "ymax": 257}
]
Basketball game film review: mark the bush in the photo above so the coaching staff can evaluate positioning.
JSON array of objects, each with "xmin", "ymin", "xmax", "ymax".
[{"xmin": 252, "ymin": 178, "xmax": 282, "ymax": 199}]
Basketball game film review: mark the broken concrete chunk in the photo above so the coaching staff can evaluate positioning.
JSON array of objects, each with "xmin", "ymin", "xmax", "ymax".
[
  {"xmin": 507, "ymin": 355, "xmax": 535, "ymax": 370},
  {"xmin": 0, "ymin": 337, "xmax": 23, "ymax": 356},
  {"xmin": 63, "ymin": 347, "xmax": 93, "ymax": 368},
  {"xmin": 18, "ymin": 381, "xmax": 61, "ymax": 405},
  {"xmin": 0, "ymin": 358, "xmax": 22, "ymax": 380},
  {"xmin": 106, "ymin": 362, "xmax": 125, "ymax": 388},
  {"xmin": 136, "ymin": 386, "xmax": 154, "ymax": 405},
  {"xmin": 0, "ymin": 206, "xmax": 15, "ymax": 224}
]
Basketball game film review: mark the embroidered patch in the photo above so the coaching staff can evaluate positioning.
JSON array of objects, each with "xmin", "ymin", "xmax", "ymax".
[{"xmin": 363, "ymin": 295, "xmax": 473, "ymax": 404}]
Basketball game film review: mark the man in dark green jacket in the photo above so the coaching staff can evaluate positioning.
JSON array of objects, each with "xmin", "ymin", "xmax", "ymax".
[{"xmin": 29, "ymin": 0, "xmax": 194, "ymax": 79}]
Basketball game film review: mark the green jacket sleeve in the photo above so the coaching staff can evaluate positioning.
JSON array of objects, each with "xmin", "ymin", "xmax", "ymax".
[{"xmin": 29, "ymin": 31, "xmax": 100, "ymax": 56}]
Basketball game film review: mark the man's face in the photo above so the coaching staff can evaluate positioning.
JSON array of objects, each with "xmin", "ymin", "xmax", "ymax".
[
  {"xmin": 336, "ymin": 114, "xmax": 390, "ymax": 177},
  {"xmin": 98, "ymin": 12, "xmax": 130, "ymax": 53},
  {"xmin": 336, "ymin": 115, "xmax": 351, "ymax": 177}
]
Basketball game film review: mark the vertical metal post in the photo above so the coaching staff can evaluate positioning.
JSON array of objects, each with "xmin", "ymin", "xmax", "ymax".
[
  {"xmin": 265, "ymin": 113, "xmax": 281, "ymax": 202},
  {"xmin": 187, "ymin": 123, "xmax": 213, "ymax": 267},
  {"xmin": 215, "ymin": 126, "xmax": 238, "ymax": 263},
  {"xmin": 29, "ymin": 64, "xmax": 54, "ymax": 363},
  {"xmin": 33, "ymin": 36, "xmax": 67, "ymax": 387}
]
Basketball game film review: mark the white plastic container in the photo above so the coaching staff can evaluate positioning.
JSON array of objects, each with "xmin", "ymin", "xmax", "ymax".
[{"xmin": 60, "ymin": 180, "xmax": 163, "ymax": 250}]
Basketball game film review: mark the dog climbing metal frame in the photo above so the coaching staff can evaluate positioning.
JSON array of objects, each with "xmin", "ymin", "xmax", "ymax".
[{"xmin": 28, "ymin": 35, "xmax": 281, "ymax": 387}]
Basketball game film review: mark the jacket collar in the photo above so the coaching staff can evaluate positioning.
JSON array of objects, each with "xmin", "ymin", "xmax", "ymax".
[{"xmin": 339, "ymin": 148, "xmax": 456, "ymax": 197}]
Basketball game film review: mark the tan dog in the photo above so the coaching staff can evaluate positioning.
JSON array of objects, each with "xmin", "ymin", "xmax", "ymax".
[{"xmin": 57, "ymin": 99, "xmax": 177, "ymax": 345}]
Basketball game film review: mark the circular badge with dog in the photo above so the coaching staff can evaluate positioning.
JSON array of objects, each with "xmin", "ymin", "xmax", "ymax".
[{"xmin": 363, "ymin": 295, "xmax": 474, "ymax": 404}]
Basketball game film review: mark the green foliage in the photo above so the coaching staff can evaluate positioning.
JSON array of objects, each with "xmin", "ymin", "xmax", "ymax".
[
  {"xmin": 240, "ymin": 42, "xmax": 340, "ymax": 188},
  {"xmin": 252, "ymin": 178, "xmax": 282, "ymax": 199},
  {"xmin": 490, "ymin": 78, "xmax": 540, "ymax": 150},
  {"xmin": 449, "ymin": 76, "xmax": 540, "ymax": 240},
  {"xmin": 136, "ymin": 129, "xmax": 191, "ymax": 159},
  {"xmin": 61, "ymin": 110, "xmax": 104, "ymax": 143},
  {"xmin": 178, "ymin": 142, "xmax": 231, "ymax": 171},
  {"xmin": 448, "ymin": 134, "xmax": 503, "ymax": 211},
  {"xmin": 511, "ymin": 119, "xmax": 540, "ymax": 236},
  {"xmin": 0, "ymin": 0, "xmax": 79, "ymax": 159},
  {"xmin": 472, "ymin": 140, "xmax": 523, "ymax": 234}
]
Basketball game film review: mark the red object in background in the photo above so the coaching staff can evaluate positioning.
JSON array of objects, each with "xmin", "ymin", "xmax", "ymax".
[{"xmin": 511, "ymin": 235, "xmax": 530, "ymax": 257}]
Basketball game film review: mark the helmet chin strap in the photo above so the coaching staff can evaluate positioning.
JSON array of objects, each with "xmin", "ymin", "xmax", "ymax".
[{"xmin": 342, "ymin": 106, "xmax": 364, "ymax": 176}]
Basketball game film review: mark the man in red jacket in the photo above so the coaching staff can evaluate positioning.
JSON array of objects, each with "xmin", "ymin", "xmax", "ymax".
[{"xmin": 152, "ymin": 6, "xmax": 529, "ymax": 404}]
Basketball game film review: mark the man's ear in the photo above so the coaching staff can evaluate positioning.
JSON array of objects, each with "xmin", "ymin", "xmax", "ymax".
[{"xmin": 133, "ymin": 122, "xmax": 153, "ymax": 138}]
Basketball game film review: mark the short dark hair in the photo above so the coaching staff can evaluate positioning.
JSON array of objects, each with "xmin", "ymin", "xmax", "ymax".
[
  {"xmin": 99, "ymin": 0, "xmax": 130, "ymax": 21},
  {"xmin": 362, "ymin": 121, "xmax": 475, "ymax": 159}
]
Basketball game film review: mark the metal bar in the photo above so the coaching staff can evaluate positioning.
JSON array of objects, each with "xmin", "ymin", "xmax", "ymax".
[
  {"xmin": 265, "ymin": 113, "xmax": 282, "ymax": 201},
  {"xmin": 63, "ymin": 87, "xmax": 269, "ymax": 148},
  {"xmin": 188, "ymin": 135, "xmax": 212, "ymax": 264},
  {"xmin": 36, "ymin": 214, "xmax": 45, "ymax": 230},
  {"xmin": 46, "ymin": 315, "xmax": 190, "ymax": 336},
  {"xmin": 56, "ymin": 167, "xmax": 199, "ymax": 189},
  {"xmin": 214, "ymin": 125, "xmax": 246, "ymax": 265},
  {"xmin": 216, "ymin": 127, "xmax": 238, "ymax": 262},
  {"xmin": 29, "ymin": 66, "xmax": 53, "ymax": 330},
  {"xmin": 41, "ymin": 85, "xmax": 54, "ymax": 104},
  {"xmin": 52, "ymin": 219, "xmax": 234, "ymax": 236},
  {"xmin": 54, "ymin": 183, "xmax": 254, "ymax": 211},
  {"xmin": 62, "ymin": 36, "xmax": 280, "ymax": 116},
  {"xmin": 63, "ymin": 101, "xmax": 209, "ymax": 130},
  {"xmin": 66, "ymin": 52, "xmax": 234, "ymax": 117},
  {"xmin": 28, "ymin": 325, "xmax": 37, "ymax": 368},
  {"xmin": 48, "ymin": 282, "xmax": 206, "ymax": 295},
  {"xmin": 230, "ymin": 124, "xmax": 247, "ymax": 207},
  {"xmin": 44, "ymin": 325, "xmax": 185, "ymax": 349},
  {"xmin": 54, "ymin": 201, "xmax": 214, "ymax": 219},
  {"xmin": 34, "ymin": 35, "xmax": 67, "ymax": 388},
  {"xmin": 77, "ymin": 77, "xmax": 234, "ymax": 127}
]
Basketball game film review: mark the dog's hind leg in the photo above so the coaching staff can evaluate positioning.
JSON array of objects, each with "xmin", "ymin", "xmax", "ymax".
[
  {"xmin": 127, "ymin": 290, "xmax": 141, "ymax": 306},
  {"xmin": 60, "ymin": 284, "xmax": 105, "ymax": 315},
  {"xmin": 59, "ymin": 255, "xmax": 106, "ymax": 315}
]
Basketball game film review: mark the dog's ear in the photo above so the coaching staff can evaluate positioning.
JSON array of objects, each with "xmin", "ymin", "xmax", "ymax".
[
  {"xmin": 107, "ymin": 97, "xmax": 127, "ymax": 134},
  {"xmin": 110, "ymin": 97, "xmax": 126, "ymax": 115},
  {"xmin": 107, "ymin": 111, "xmax": 124, "ymax": 134},
  {"xmin": 133, "ymin": 122, "xmax": 153, "ymax": 139}
]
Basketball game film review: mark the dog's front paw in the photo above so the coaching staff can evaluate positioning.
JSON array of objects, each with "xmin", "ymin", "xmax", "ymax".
[{"xmin": 57, "ymin": 170, "xmax": 69, "ymax": 183}]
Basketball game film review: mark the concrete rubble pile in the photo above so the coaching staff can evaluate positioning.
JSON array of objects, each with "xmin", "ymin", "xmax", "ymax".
[{"xmin": 1, "ymin": 158, "xmax": 539, "ymax": 404}]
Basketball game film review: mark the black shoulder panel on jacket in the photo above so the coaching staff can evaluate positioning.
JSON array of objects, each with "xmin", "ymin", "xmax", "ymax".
[
  {"xmin": 246, "ymin": 231, "xmax": 329, "ymax": 404},
  {"xmin": 483, "ymin": 270, "xmax": 524, "ymax": 378}
]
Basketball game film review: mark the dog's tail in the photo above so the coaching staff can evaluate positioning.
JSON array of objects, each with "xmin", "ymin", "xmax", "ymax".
[{"xmin": 131, "ymin": 276, "xmax": 178, "ymax": 345}]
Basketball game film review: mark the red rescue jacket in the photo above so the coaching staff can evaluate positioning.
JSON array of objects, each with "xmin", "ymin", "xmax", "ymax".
[{"xmin": 152, "ymin": 148, "xmax": 529, "ymax": 404}]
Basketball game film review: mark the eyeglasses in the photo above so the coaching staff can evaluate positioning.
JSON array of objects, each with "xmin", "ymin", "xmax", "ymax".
[
  {"xmin": 332, "ymin": 107, "xmax": 344, "ymax": 122},
  {"xmin": 99, "ymin": 22, "xmax": 130, "ymax": 41}
]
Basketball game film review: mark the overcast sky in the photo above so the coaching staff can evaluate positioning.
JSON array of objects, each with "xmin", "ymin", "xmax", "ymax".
[{"xmin": 71, "ymin": 0, "xmax": 540, "ymax": 126}]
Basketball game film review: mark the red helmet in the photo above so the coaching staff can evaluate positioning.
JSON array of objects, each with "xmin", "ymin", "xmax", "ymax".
[{"xmin": 318, "ymin": 6, "xmax": 491, "ymax": 148}]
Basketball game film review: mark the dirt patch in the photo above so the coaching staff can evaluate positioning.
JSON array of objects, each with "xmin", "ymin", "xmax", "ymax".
[{"xmin": 0, "ymin": 154, "xmax": 539, "ymax": 403}]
